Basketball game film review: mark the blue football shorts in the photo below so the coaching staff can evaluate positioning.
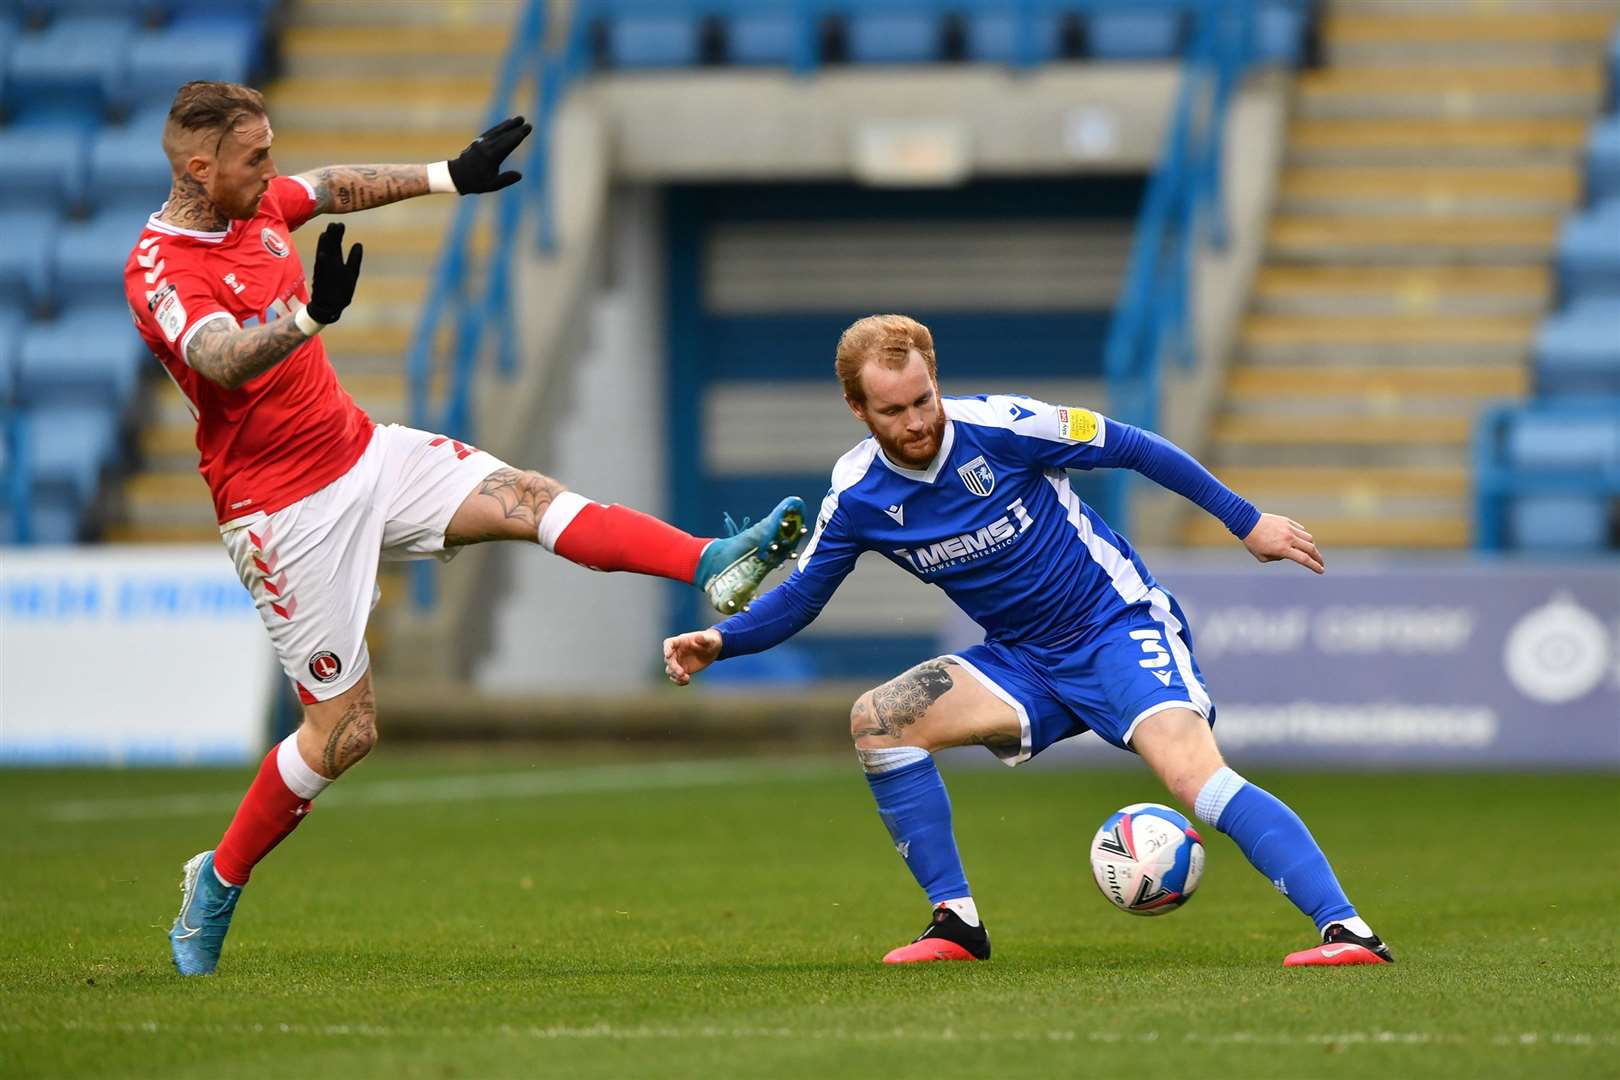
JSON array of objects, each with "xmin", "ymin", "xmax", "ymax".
[{"xmin": 944, "ymin": 586, "xmax": 1215, "ymax": 765}]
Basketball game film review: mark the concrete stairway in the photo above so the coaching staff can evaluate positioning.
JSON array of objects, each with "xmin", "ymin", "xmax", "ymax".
[
  {"xmin": 111, "ymin": 0, "xmax": 516, "ymax": 544},
  {"xmin": 1187, "ymin": 0, "xmax": 1615, "ymax": 550}
]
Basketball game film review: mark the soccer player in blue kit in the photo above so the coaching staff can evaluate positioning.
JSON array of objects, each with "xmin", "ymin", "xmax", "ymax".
[{"xmin": 663, "ymin": 314, "xmax": 1394, "ymax": 968}]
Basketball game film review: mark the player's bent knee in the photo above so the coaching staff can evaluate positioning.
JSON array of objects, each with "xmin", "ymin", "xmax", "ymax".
[
  {"xmin": 304, "ymin": 695, "xmax": 380, "ymax": 778},
  {"xmin": 849, "ymin": 691, "xmax": 880, "ymax": 743},
  {"xmin": 1131, "ymin": 708, "xmax": 1224, "ymax": 807}
]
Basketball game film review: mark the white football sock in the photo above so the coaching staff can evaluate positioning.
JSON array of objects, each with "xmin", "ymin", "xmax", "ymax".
[
  {"xmin": 1330, "ymin": 915, "xmax": 1375, "ymax": 940},
  {"xmin": 939, "ymin": 896, "xmax": 980, "ymax": 927}
]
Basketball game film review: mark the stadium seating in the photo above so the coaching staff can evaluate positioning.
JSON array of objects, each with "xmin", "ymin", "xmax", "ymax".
[
  {"xmin": 1557, "ymin": 198, "xmax": 1620, "ymax": 299},
  {"xmin": 86, "ymin": 107, "xmax": 173, "ymax": 211},
  {"xmin": 0, "ymin": 2, "xmax": 275, "ymax": 543},
  {"xmin": 1536, "ymin": 299, "xmax": 1620, "ymax": 398},
  {"xmin": 0, "ymin": 210, "xmax": 56, "ymax": 311},
  {"xmin": 1482, "ymin": 24, "xmax": 1620, "ymax": 552},
  {"xmin": 584, "ymin": 1, "xmax": 1304, "ymax": 69},
  {"xmin": 0, "ymin": 127, "xmax": 86, "ymax": 211},
  {"xmin": 17, "ymin": 305, "xmax": 147, "ymax": 408},
  {"xmin": 1589, "ymin": 117, "xmax": 1620, "ymax": 200},
  {"xmin": 53, "ymin": 212, "xmax": 144, "ymax": 307},
  {"xmin": 4, "ymin": 16, "xmax": 134, "ymax": 126},
  {"xmin": 0, "ymin": 304, "xmax": 22, "ymax": 402}
]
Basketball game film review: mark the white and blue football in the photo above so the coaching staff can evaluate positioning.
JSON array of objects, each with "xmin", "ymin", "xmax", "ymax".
[{"xmin": 1089, "ymin": 802, "xmax": 1205, "ymax": 916}]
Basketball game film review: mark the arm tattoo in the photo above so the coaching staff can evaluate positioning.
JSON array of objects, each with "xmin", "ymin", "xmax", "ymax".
[
  {"xmin": 321, "ymin": 692, "xmax": 377, "ymax": 777},
  {"xmin": 853, "ymin": 660, "xmax": 956, "ymax": 738},
  {"xmin": 447, "ymin": 468, "xmax": 565, "ymax": 545},
  {"xmin": 301, "ymin": 164, "xmax": 430, "ymax": 215},
  {"xmin": 185, "ymin": 316, "xmax": 309, "ymax": 390}
]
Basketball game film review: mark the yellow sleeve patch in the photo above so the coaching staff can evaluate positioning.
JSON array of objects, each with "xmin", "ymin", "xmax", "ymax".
[{"xmin": 1057, "ymin": 406, "xmax": 1098, "ymax": 443}]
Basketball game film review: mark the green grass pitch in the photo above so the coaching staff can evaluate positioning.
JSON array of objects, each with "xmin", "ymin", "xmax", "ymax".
[{"xmin": 2, "ymin": 751, "xmax": 1615, "ymax": 1079}]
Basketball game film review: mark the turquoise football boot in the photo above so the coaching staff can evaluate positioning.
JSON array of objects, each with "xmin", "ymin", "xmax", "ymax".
[
  {"xmin": 695, "ymin": 496, "xmax": 809, "ymax": 614},
  {"xmin": 169, "ymin": 850, "xmax": 241, "ymax": 976}
]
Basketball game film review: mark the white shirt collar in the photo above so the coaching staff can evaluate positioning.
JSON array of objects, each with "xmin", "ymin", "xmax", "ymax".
[{"xmin": 146, "ymin": 204, "xmax": 230, "ymax": 243}]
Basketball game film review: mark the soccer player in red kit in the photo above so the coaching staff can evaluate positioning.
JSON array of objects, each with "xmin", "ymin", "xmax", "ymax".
[{"xmin": 123, "ymin": 82, "xmax": 807, "ymax": 975}]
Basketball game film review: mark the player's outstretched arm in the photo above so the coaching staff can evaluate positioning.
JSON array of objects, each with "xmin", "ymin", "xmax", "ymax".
[
  {"xmin": 297, "ymin": 117, "xmax": 534, "ymax": 216},
  {"xmin": 187, "ymin": 224, "xmax": 363, "ymax": 389},
  {"xmin": 1242, "ymin": 512, "xmax": 1325, "ymax": 574},
  {"xmin": 663, "ymin": 629, "xmax": 723, "ymax": 686}
]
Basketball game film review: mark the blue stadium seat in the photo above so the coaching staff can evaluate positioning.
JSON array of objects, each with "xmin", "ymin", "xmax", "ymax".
[
  {"xmin": 0, "ymin": 16, "xmax": 16, "ymax": 104},
  {"xmin": 1558, "ymin": 198, "xmax": 1620, "ymax": 298},
  {"xmin": 19, "ymin": 0, "xmax": 156, "ymax": 19},
  {"xmin": 1536, "ymin": 300, "xmax": 1620, "ymax": 398},
  {"xmin": 729, "ymin": 12, "xmax": 796, "ymax": 65},
  {"xmin": 1510, "ymin": 494, "xmax": 1613, "ymax": 551},
  {"xmin": 53, "ymin": 211, "xmax": 142, "ymax": 307},
  {"xmin": 0, "ymin": 127, "xmax": 88, "ymax": 212},
  {"xmin": 1508, "ymin": 412, "xmax": 1620, "ymax": 471},
  {"xmin": 88, "ymin": 117, "xmax": 173, "ymax": 211},
  {"xmin": 164, "ymin": 0, "xmax": 278, "ymax": 19},
  {"xmin": 5, "ymin": 16, "xmax": 135, "ymax": 121},
  {"xmin": 967, "ymin": 14, "xmax": 1062, "ymax": 64},
  {"xmin": 1256, "ymin": 0, "xmax": 1306, "ymax": 66},
  {"xmin": 606, "ymin": 17, "xmax": 700, "ymax": 67},
  {"xmin": 1087, "ymin": 11, "xmax": 1183, "ymax": 60},
  {"xmin": 123, "ymin": 18, "xmax": 257, "ymax": 111},
  {"xmin": 1587, "ymin": 116, "xmax": 1620, "ymax": 203},
  {"xmin": 17, "ymin": 304, "xmax": 145, "ymax": 407},
  {"xmin": 1611, "ymin": 24, "xmax": 1620, "ymax": 107},
  {"xmin": 848, "ymin": 13, "xmax": 939, "ymax": 64},
  {"xmin": 0, "ymin": 210, "xmax": 57, "ymax": 312},
  {"xmin": 25, "ymin": 401, "xmax": 117, "ymax": 508},
  {"xmin": 0, "ymin": 304, "xmax": 22, "ymax": 402}
]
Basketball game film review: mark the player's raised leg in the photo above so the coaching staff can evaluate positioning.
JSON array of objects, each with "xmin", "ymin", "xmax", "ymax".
[
  {"xmin": 1130, "ymin": 709, "xmax": 1394, "ymax": 966},
  {"xmin": 443, "ymin": 466, "xmax": 806, "ymax": 613},
  {"xmin": 849, "ymin": 658, "xmax": 1022, "ymax": 964},
  {"xmin": 171, "ymin": 674, "xmax": 377, "ymax": 975}
]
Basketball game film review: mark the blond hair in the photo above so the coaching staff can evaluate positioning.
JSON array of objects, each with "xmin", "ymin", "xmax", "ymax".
[
  {"xmin": 162, "ymin": 81, "xmax": 267, "ymax": 168},
  {"xmin": 835, "ymin": 314, "xmax": 938, "ymax": 404}
]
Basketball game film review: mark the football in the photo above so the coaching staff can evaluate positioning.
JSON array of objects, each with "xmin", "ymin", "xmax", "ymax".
[{"xmin": 1089, "ymin": 802, "xmax": 1206, "ymax": 916}]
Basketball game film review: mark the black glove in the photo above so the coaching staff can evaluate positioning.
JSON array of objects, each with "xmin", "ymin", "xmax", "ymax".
[
  {"xmin": 306, "ymin": 223, "xmax": 363, "ymax": 325},
  {"xmin": 446, "ymin": 116, "xmax": 533, "ymax": 194}
]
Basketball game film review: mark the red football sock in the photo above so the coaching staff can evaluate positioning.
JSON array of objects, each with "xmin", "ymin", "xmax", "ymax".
[
  {"xmin": 544, "ymin": 494, "xmax": 709, "ymax": 583},
  {"xmin": 212, "ymin": 735, "xmax": 328, "ymax": 886}
]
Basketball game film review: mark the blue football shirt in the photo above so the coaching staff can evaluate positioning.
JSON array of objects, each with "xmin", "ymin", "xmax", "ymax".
[{"xmin": 715, "ymin": 395, "xmax": 1259, "ymax": 656}]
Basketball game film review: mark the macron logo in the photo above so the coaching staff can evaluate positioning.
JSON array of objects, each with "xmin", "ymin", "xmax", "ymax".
[{"xmin": 884, "ymin": 504, "xmax": 905, "ymax": 526}]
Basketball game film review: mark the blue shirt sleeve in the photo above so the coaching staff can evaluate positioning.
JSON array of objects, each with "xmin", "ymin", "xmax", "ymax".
[
  {"xmin": 716, "ymin": 492, "xmax": 864, "ymax": 659},
  {"xmin": 1005, "ymin": 398, "xmax": 1261, "ymax": 539}
]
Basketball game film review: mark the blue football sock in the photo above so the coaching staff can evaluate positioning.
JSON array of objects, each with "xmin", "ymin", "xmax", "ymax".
[
  {"xmin": 1195, "ymin": 766, "xmax": 1356, "ymax": 931},
  {"xmin": 860, "ymin": 749, "xmax": 971, "ymax": 905}
]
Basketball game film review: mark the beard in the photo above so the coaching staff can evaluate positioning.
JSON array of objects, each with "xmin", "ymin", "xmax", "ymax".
[{"xmin": 877, "ymin": 411, "xmax": 947, "ymax": 470}]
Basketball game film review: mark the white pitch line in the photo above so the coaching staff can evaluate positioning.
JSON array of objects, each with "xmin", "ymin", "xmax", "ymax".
[
  {"xmin": 34, "ymin": 758, "xmax": 839, "ymax": 823},
  {"xmin": 0, "ymin": 1020, "xmax": 1612, "ymax": 1049}
]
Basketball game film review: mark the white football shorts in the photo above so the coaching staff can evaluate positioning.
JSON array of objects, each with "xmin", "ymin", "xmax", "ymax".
[{"xmin": 220, "ymin": 423, "xmax": 507, "ymax": 703}]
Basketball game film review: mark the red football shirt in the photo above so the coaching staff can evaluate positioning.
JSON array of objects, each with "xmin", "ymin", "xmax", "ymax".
[{"xmin": 124, "ymin": 175, "xmax": 374, "ymax": 524}]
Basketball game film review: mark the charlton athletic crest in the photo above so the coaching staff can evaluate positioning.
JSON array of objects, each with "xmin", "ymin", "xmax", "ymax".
[
  {"xmin": 261, "ymin": 227, "xmax": 290, "ymax": 258},
  {"xmin": 957, "ymin": 455, "xmax": 995, "ymax": 497},
  {"xmin": 308, "ymin": 650, "xmax": 342, "ymax": 683}
]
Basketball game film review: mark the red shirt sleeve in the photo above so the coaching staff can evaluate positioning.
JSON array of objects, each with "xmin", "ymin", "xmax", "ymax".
[
  {"xmin": 262, "ymin": 174, "xmax": 320, "ymax": 232},
  {"xmin": 125, "ymin": 255, "xmax": 235, "ymax": 366}
]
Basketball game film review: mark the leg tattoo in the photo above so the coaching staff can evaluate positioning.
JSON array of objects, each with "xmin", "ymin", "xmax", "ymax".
[
  {"xmin": 453, "ymin": 468, "xmax": 566, "ymax": 544},
  {"xmin": 321, "ymin": 692, "xmax": 377, "ymax": 777},
  {"xmin": 855, "ymin": 660, "xmax": 956, "ymax": 740}
]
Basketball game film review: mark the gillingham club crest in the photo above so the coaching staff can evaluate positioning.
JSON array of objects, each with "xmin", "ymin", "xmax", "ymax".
[{"xmin": 957, "ymin": 455, "xmax": 995, "ymax": 497}]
